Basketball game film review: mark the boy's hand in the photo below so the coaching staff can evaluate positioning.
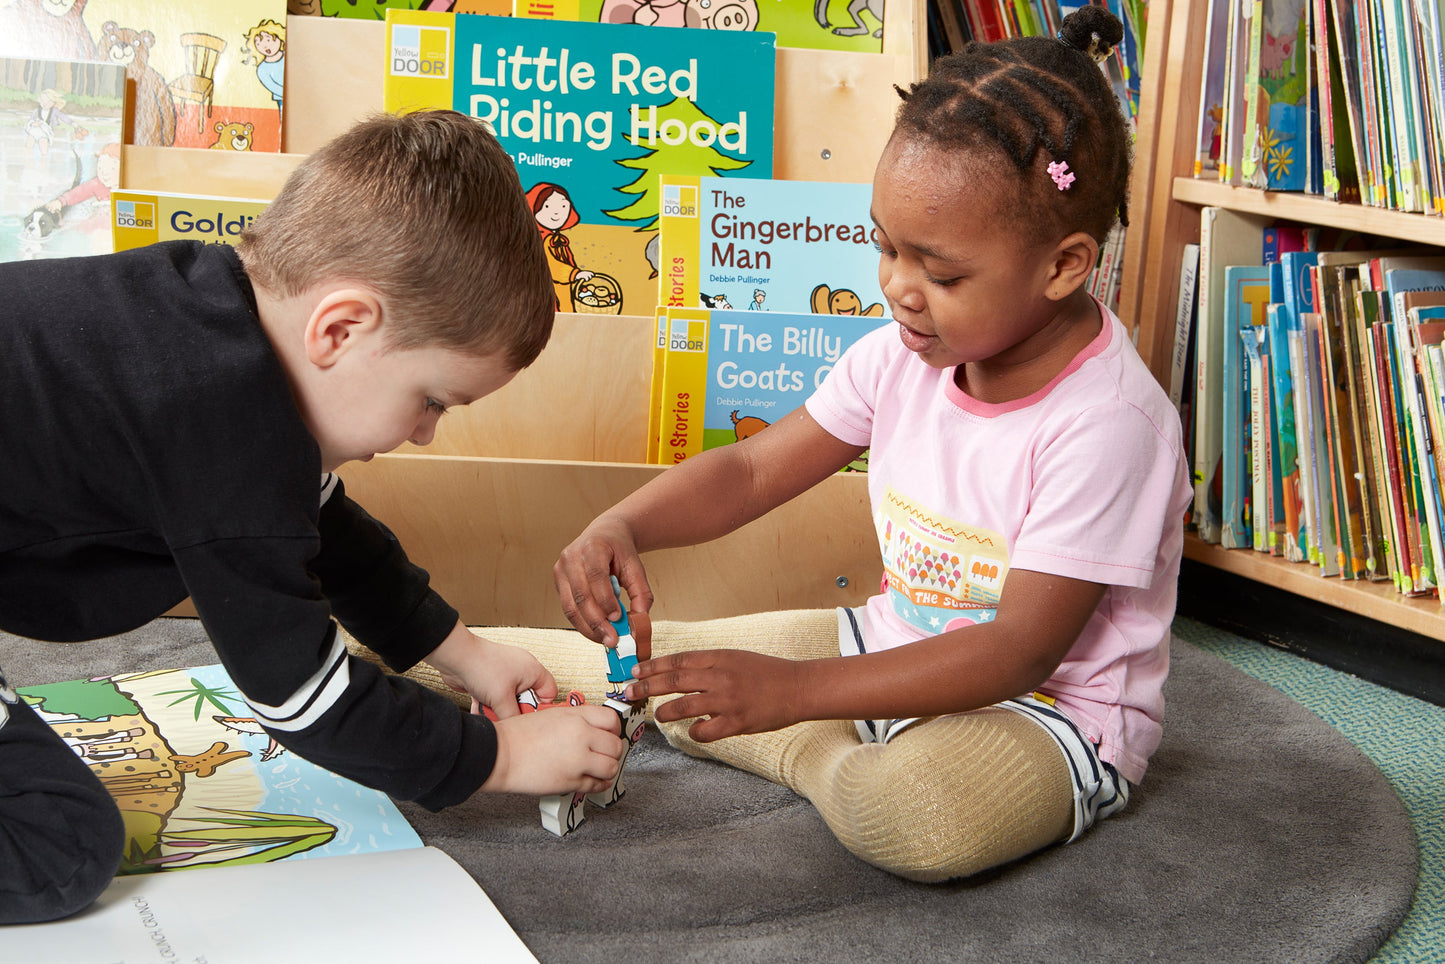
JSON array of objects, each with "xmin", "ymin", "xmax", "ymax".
[
  {"xmin": 625, "ymin": 649, "xmax": 805, "ymax": 742},
  {"xmin": 479, "ymin": 705, "xmax": 627, "ymax": 795},
  {"xmin": 426, "ymin": 623, "xmax": 558, "ymax": 719},
  {"xmin": 553, "ymin": 518, "xmax": 654, "ymax": 646}
]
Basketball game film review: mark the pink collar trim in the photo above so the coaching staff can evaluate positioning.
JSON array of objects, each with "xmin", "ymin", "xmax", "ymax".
[{"xmin": 944, "ymin": 302, "xmax": 1115, "ymax": 416}]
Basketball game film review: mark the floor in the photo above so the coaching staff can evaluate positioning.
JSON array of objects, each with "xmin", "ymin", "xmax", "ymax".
[{"xmin": 1174, "ymin": 616, "xmax": 1445, "ymax": 962}]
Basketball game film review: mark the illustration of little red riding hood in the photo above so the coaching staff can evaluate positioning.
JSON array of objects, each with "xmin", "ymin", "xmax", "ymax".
[{"xmin": 527, "ymin": 181, "xmax": 593, "ymax": 308}]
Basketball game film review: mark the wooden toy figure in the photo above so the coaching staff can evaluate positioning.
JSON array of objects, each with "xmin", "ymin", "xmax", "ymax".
[{"xmin": 539, "ymin": 577, "xmax": 646, "ymax": 836}]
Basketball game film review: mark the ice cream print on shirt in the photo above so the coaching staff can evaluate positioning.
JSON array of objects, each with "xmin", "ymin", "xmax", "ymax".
[{"xmin": 877, "ymin": 487, "xmax": 1008, "ymax": 634}]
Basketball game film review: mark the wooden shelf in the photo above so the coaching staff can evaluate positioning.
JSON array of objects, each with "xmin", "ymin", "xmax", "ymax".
[
  {"xmin": 1171, "ymin": 177, "xmax": 1445, "ymax": 246},
  {"xmin": 1184, "ymin": 536, "xmax": 1445, "ymax": 642},
  {"xmin": 1118, "ymin": 0, "xmax": 1445, "ymax": 647}
]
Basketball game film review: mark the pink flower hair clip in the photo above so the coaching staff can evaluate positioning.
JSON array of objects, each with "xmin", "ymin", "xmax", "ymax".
[{"xmin": 1048, "ymin": 160, "xmax": 1076, "ymax": 191}]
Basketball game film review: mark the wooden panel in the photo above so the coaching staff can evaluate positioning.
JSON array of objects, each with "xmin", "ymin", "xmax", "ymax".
[
  {"xmin": 121, "ymin": 145, "xmax": 303, "ymax": 198},
  {"xmin": 397, "ymin": 312, "xmax": 654, "ymax": 462},
  {"xmin": 282, "ymin": 16, "xmax": 386, "ymax": 154},
  {"xmin": 338, "ymin": 454, "xmax": 880, "ymax": 626}
]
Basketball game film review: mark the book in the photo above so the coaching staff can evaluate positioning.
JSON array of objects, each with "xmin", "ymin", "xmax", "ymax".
[
  {"xmin": 111, "ymin": 189, "xmax": 269, "ymax": 251},
  {"xmin": 654, "ymin": 306, "xmax": 884, "ymax": 464},
  {"xmin": 1169, "ymin": 242, "xmax": 1202, "ymax": 413},
  {"xmin": 1242, "ymin": 323, "xmax": 1273, "ymax": 550},
  {"xmin": 1267, "ymin": 268, "xmax": 1308, "ymax": 562},
  {"xmin": 289, "ymin": 0, "xmax": 512, "ymax": 17},
  {"xmin": 384, "ymin": 10, "xmax": 776, "ymax": 317},
  {"xmin": 514, "ymin": 0, "xmax": 888, "ymax": 53},
  {"xmin": 1193, "ymin": 0, "xmax": 1230, "ymax": 177},
  {"xmin": 0, "ymin": 55, "xmax": 126, "ymax": 262},
  {"xmin": 14, "ymin": 663, "xmax": 424, "ymax": 876},
  {"xmin": 0, "ymin": 1, "xmax": 289, "ymax": 151},
  {"xmin": 1222, "ymin": 264, "xmax": 1271, "ymax": 548},
  {"xmin": 6, "ymin": 846, "xmax": 539, "ymax": 963},
  {"xmin": 1194, "ymin": 206, "xmax": 1269, "ymax": 541},
  {"xmin": 1239, "ymin": 0, "xmax": 1310, "ymax": 191},
  {"xmin": 657, "ymin": 174, "xmax": 885, "ymax": 317}
]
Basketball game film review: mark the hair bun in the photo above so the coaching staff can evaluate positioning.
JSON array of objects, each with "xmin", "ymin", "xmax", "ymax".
[{"xmin": 1057, "ymin": 6, "xmax": 1124, "ymax": 63}]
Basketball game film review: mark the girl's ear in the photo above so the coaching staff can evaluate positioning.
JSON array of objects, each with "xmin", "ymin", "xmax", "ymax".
[
  {"xmin": 1044, "ymin": 231, "xmax": 1101, "ymax": 301},
  {"xmin": 303, "ymin": 288, "xmax": 384, "ymax": 368}
]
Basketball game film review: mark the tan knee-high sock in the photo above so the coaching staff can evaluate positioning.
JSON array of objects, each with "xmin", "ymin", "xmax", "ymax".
[{"xmin": 793, "ymin": 709, "xmax": 1075, "ymax": 882}]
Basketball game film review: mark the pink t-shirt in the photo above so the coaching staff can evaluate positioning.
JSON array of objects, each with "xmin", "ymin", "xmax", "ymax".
[{"xmin": 805, "ymin": 307, "xmax": 1191, "ymax": 783}]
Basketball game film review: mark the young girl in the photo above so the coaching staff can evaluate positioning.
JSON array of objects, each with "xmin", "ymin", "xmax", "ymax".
[{"xmin": 455, "ymin": 6, "xmax": 1189, "ymax": 881}]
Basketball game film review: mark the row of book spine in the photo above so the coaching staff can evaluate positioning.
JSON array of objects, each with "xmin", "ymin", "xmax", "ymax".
[
  {"xmin": 1181, "ymin": 205, "xmax": 1445, "ymax": 605},
  {"xmin": 1195, "ymin": 0, "xmax": 1445, "ymax": 212}
]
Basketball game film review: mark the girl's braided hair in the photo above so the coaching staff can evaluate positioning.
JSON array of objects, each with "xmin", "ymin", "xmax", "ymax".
[{"xmin": 893, "ymin": 6, "xmax": 1132, "ymax": 245}]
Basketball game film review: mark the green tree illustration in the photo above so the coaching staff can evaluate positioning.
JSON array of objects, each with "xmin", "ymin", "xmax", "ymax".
[
  {"xmin": 158, "ymin": 677, "xmax": 244, "ymax": 721},
  {"xmin": 605, "ymin": 96, "xmax": 756, "ymax": 229}
]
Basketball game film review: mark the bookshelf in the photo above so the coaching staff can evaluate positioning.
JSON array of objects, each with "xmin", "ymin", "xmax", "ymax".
[
  {"xmin": 149, "ymin": 9, "xmax": 926, "ymax": 629},
  {"xmin": 1117, "ymin": 0, "xmax": 1445, "ymax": 645}
]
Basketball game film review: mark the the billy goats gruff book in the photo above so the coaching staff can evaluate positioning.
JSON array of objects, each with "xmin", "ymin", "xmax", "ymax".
[
  {"xmin": 657, "ymin": 174, "xmax": 886, "ymax": 317},
  {"xmin": 512, "ymin": 0, "xmax": 886, "ymax": 54},
  {"xmin": 0, "ymin": 0, "xmax": 288, "ymax": 151},
  {"xmin": 383, "ymin": 9, "xmax": 776, "ymax": 318},
  {"xmin": 111, "ymin": 188, "xmax": 268, "ymax": 250},
  {"xmin": 654, "ymin": 305, "xmax": 884, "ymax": 465},
  {"xmin": 0, "ymin": 54, "xmax": 125, "ymax": 262}
]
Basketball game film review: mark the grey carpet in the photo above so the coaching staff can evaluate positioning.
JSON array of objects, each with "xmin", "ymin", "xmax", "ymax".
[{"xmin": 2, "ymin": 618, "xmax": 1418, "ymax": 963}]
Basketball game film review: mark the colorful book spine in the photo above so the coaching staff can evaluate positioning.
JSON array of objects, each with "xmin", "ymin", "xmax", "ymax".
[
  {"xmin": 1222, "ymin": 265, "xmax": 1271, "ymax": 548},
  {"xmin": 383, "ymin": 9, "xmax": 776, "ymax": 317}
]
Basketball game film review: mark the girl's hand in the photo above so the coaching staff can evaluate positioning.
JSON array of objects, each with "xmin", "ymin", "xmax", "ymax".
[
  {"xmin": 479, "ymin": 706, "xmax": 626, "ymax": 795},
  {"xmin": 625, "ymin": 649, "xmax": 806, "ymax": 742},
  {"xmin": 426, "ymin": 623, "xmax": 559, "ymax": 719},
  {"xmin": 553, "ymin": 517, "xmax": 654, "ymax": 646}
]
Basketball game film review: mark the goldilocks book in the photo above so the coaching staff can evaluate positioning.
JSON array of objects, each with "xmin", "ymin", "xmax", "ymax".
[
  {"xmin": 111, "ymin": 189, "xmax": 268, "ymax": 250},
  {"xmin": 656, "ymin": 305, "xmax": 884, "ymax": 464},
  {"xmin": 383, "ymin": 9, "xmax": 775, "ymax": 317},
  {"xmin": 657, "ymin": 174, "xmax": 886, "ymax": 317}
]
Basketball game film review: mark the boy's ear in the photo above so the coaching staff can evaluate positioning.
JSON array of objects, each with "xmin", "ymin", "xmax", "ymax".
[
  {"xmin": 1044, "ymin": 231, "xmax": 1101, "ymax": 301},
  {"xmin": 303, "ymin": 288, "xmax": 384, "ymax": 368}
]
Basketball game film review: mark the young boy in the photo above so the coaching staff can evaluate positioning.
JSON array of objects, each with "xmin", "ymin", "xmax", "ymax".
[{"xmin": 0, "ymin": 109, "xmax": 627, "ymax": 924}]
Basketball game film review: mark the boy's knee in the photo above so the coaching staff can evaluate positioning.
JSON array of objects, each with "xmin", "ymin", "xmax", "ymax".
[{"xmin": 0, "ymin": 786, "xmax": 126, "ymax": 924}]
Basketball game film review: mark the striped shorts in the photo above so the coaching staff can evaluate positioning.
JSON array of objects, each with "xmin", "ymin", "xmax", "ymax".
[{"xmin": 838, "ymin": 607, "xmax": 1130, "ymax": 843}]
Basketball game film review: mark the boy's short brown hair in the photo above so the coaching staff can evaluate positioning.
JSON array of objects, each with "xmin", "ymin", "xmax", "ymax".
[{"xmin": 237, "ymin": 110, "xmax": 553, "ymax": 369}]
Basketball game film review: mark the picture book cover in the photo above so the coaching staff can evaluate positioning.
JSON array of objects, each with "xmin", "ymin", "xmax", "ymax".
[
  {"xmin": 288, "ymin": 0, "xmax": 511, "ymax": 18},
  {"xmin": 657, "ymin": 174, "xmax": 885, "ymax": 317},
  {"xmin": 655, "ymin": 305, "xmax": 883, "ymax": 464},
  {"xmin": 0, "ymin": 54, "xmax": 125, "ymax": 262},
  {"xmin": 111, "ymin": 188, "xmax": 268, "ymax": 250},
  {"xmin": 0, "ymin": 1, "xmax": 289, "ymax": 151},
  {"xmin": 384, "ymin": 9, "xmax": 775, "ymax": 317},
  {"xmin": 512, "ymin": 0, "xmax": 886, "ymax": 54},
  {"xmin": 14, "ymin": 663, "xmax": 423, "ymax": 877},
  {"xmin": 1239, "ymin": 0, "xmax": 1310, "ymax": 191},
  {"xmin": 1222, "ymin": 264, "xmax": 1271, "ymax": 549},
  {"xmin": 7, "ymin": 846, "xmax": 540, "ymax": 964}
]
